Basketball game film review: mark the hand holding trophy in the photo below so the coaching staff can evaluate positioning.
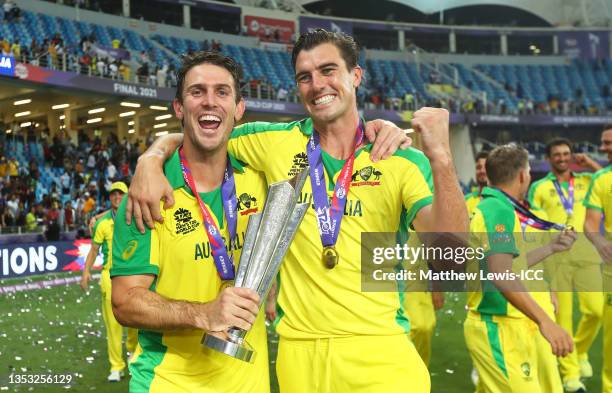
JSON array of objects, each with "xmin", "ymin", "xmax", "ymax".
[{"xmin": 202, "ymin": 168, "xmax": 309, "ymax": 363}]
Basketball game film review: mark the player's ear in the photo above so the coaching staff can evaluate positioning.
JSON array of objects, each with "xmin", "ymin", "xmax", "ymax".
[
  {"xmin": 235, "ymin": 98, "xmax": 246, "ymax": 122},
  {"xmin": 353, "ymin": 65, "xmax": 363, "ymax": 88},
  {"xmin": 173, "ymin": 98, "xmax": 184, "ymax": 122}
]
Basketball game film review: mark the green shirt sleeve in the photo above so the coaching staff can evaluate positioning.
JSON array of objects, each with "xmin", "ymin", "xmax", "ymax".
[{"xmin": 110, "ymin": 198, "xmax": 159, "ymax": 277}]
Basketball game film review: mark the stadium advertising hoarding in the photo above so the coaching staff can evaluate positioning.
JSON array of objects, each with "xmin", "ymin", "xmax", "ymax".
[
  {"xmin": 0, "ymin": 239, "xmax": 101, "ymax": 280},
  {"xmin": 244, "ymin": 15, "xmax": 295, "ymax": 43},
  {"xmin": 0, "ymin": 55, "xmax": 15, "ymax": 77},
  {"xmin": 12, "ymin": 63, "xmax": 175, "ymax": 101},
  {"xmin": 558, "ymin": 31, "xmax": 610, "ymax": 59},
  {"xmin": 465, "ymin": 113, "xmax": 612, "ymax": 126}
]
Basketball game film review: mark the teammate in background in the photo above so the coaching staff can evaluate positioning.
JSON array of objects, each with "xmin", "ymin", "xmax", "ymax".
[
  {"xmin": 79, "ymin": 181, "xmax": 137, "ymax": 382},
  {"xmin": 127, "ymin": 29, "xmax": 468, "ymax": 392},
  {"xmin": 528, "ymin": 138, "xmax": 603, "ymax": 392},
  {"xmin": 583, "ymin": 126, "xmax": 612, "ymax": 393},
  {"xmin": 466, "ymin": 150, "xmax": 489, "ymax": 217},
  {"xmin": 110, "ymin": 52, "xmax": 270, "ymax": 393},
  {"xmin": 466, "ymin": 144, "xmax": 574, "ymax": 393}
]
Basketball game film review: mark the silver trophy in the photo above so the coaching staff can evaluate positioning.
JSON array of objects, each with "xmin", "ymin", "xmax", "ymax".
[{"xmin": 202, "ymin": 168, "xmax": 309, "ymax": 363}]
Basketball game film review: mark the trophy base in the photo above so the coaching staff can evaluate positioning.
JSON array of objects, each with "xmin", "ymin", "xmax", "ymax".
[{"xmin": 202, "ymin": 331, "xmax": 256, "ymax": 363}]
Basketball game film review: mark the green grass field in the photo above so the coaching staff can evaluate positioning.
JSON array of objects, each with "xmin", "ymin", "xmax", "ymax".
[{"xmin": 0, "ymin": 272, "xmax": 604, "ymax": 392}]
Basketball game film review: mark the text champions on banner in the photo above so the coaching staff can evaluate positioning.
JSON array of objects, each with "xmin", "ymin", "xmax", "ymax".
[{"xmin": 0, "ymin": 240, "xmax": 100, "ymax": 279}]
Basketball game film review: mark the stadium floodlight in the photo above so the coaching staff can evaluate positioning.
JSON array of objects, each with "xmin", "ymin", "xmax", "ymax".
[
  {"xmin": 51, "ymin": 103, "xmax": 70, "ymax": 110},
  {"xmin": 120, "ymin": 102, "xmax": 141, "ymax": 108},
  {"xmin": 153, "ymin": 123, "xmax": 167, "ymax": 129},
  {"xmin": 155, "ymin": 114, "xmax": 172, "ymax": 121},
  {"xmin": 87, "ymin": 118, "xmax": 102, "ymax": 124},
  {"xmin": 88, "ymin": 107, "xmax": 106, "ymax": 114},
  {"xmin": 119, "ymin": 111, "xmax": 135, "ymax": 117},
  {"xmin": 155, "ymin": 131, "xmax": 169, "ymax": 136},
  {"xmin": 20, "ymin": 122, "xmax": 32, "ymax": 127},
  {"xmin": 13, "ymin": 99, "xmax": 31, "ymax": 106},
  {"xmin": 128, "ymin": 129, "xmax": 135, "ymax": 134},
  {"xmin": 150, "ymin": 105, "xmax": 168, "ymax": 111},
  {"xmin": 15, "ymin": 111, "xmax": 31, "ymax": 117},
  {"xmin": 128, "ymin": 120, "xmax": 134, "ymax": 126},
  {"xmin": 59, "ymin": 115, "xmax": 65, "ymax": 120},
  {"xmin": 5, "ymin": 129, "xmax": 10, "ymax": 134}
]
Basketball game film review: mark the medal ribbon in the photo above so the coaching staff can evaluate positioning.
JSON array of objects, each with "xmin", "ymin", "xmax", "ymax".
[
  {"xmin": 179, "ymin": 146, "xmax": 237, "ymax": 280},
  {"xmin": 307, "ymin": 122, "xmax": 364, "ymax": 249},
  {"xmin": 552, "ymin": 176, "xmax": 574, "ymax": 219},
  {"xmin": 494, "ymin": 188, "xmax": 567, "ymax": 231}
]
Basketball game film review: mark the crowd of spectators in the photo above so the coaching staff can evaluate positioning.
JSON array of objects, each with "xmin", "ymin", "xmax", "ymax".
[
  {"xmin": 4, "ymin": 6, "xmax": 612, "ymax": 116},
  {"xmin": 0, "ymin": 127, "xmax": 147, "ymax": 239}
]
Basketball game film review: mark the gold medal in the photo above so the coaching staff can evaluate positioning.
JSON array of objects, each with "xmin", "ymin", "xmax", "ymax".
[{"xmin": 322, "ymin": 246, "xmax": 339, "ymax": 269}]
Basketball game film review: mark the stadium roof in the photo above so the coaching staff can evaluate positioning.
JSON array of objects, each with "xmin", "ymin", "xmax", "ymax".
[{"xmin": 298, "ymin": 0, "xmax": 612, "ymax": 26}]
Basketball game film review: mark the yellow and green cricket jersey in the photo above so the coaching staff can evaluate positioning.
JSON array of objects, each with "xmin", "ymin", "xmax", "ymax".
[
  {"xmin": 584, "ymin": 165, "xmax": 612, "ymax": 236},
  {"xmin": 528, "ymin": 171, "xmax": 599, "ymax": 263},
  {"xmin": 467, "ymin": 187, "xmax": 530, "ymax": 319},
  {"xmin": 110, "ymin": 149, "xmax": 269, "ymax": 393},
  {"xmin": 584, "ymin": 165, "xmax": 612, "ymax": 278},
  {"xmin": 527, "ymin": 172, "xmax": 592, "ymax": 230},
  {"xmin": 228, "ymin": 118, "xmax": 434, "ymax": 339},
  {"xmin": 465, "ymin": 189, "xmax": 482, "ymax": 217},
  {"xmin": 92, "ymin": 211, "xmax": 115, "ymax": 270}
]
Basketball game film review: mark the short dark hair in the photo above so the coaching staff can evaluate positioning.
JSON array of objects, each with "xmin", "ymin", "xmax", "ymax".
[
  {"xmin": 603, "ymin": 124, "xmax": 612, "ymax": 132},
  {"xmin": 545, "ymin": 137, "xmax": 573, "ymax": 157},
  {"xmin": 175, "ymin": 51, "xmax": 243, "ymax": 103},
  {"xmin": 486, "ymin": 144, "xmax": 529, "ymax": 186},
  {"xmin": 475, "ymin": 150, "xmax": 489, "ymax": 161},
  {"xmin": 291, "ymin": 28, "xmax": 359, "ymax": 72}
]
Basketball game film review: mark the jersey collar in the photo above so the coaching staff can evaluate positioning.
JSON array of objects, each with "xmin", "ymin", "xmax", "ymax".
[
  {"xmin": 297, "ymin": 116, "xmax": 373, "ymax": 154},
  {"xmin": 481, "ymin": 186, "xmax": 512, "ymax": 208},
  {"xmin": 165, "ymin": 147, "xmax": 245, "ymax": 190},
  {"xmin": 545, "ymin": 171, "xmax": 574, "ymax": 181}
]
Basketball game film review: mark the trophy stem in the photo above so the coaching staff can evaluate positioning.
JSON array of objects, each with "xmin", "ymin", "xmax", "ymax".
[{"xmin": 227, "ymin": 327, "xmax": 246, "ymax": 344}]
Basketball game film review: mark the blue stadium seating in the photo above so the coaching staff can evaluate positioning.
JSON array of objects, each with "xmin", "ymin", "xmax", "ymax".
[{"xmin": 2, "ymin": 9, "xmax": 612, "ymax": 113}]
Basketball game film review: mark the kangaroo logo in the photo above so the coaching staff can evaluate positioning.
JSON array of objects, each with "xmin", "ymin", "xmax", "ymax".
[{"xmin": 351, "ymin": 166, "xmax": 382, "ymax": 186}]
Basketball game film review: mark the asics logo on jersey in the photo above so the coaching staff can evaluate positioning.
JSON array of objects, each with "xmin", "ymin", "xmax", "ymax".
[
  {"xmin": 521, "ymin": 362, "xmax": 531, "ymax": 378},
  {"xmin": 122, "ymin": 240, "xmax": 138, "ymax": 260}
]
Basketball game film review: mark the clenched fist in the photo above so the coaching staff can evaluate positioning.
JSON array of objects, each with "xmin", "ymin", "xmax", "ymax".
[{"xmin": 411, "ymin": 107, "xmax": 451, "ymax": 162}]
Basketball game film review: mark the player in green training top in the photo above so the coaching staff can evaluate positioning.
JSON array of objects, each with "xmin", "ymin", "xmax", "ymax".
[{"xmin": 466, "ymin": 144, "xmax": 574, "ymax": 393}]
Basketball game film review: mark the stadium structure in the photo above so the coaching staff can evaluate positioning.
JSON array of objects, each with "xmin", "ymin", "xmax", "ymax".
[{"xmin": 0, "ymin": 0, "xmax": 610, "ymax": 392}]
